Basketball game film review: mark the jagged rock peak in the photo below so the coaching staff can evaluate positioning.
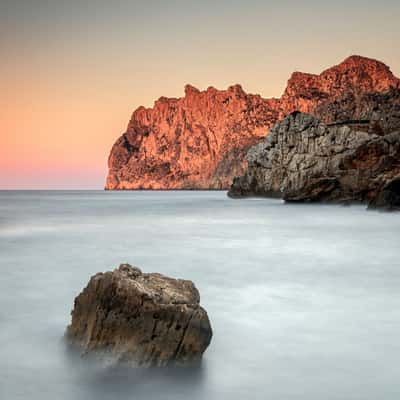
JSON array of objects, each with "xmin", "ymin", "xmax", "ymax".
[
  {"xmin": 287, "ymin": 55, "xmax": 399, "ymax": 86},
  {"xmin": 336, "ymin": 55, "xmax": 396, "ymax": 72},
  {"xmin": 184, "ymin": 84, "xmax": 201, "ymax": 96},
  {"xmin": 106, "ymin": 56, "xmax": 400, "ymax": 190},
  {"xmin": 282, "ymin": 55, "xmax": 399, "ymax": 108}
]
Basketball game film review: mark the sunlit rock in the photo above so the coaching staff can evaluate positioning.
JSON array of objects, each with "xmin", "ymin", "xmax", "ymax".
[{"xmin": 106, "ymin": 55, "xmax": 400, "ymax": 190}]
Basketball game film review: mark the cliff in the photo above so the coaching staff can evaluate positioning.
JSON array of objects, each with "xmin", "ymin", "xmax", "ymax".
[
  {"xmin": 106, "ymin": 85, "xmax": 281, "ymax": 189},
  {"xmin": 228, "ymin": 112, "xmax": 400, "ymax": 210},
  {"xmin": 106, "ymin": 56, "xmax": 400, "ymax": 190}
]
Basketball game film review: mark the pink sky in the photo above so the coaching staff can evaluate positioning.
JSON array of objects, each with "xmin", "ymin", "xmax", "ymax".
[{"xmin": 1, "ymin": 0, "xmax": 399, "ymax": 189}]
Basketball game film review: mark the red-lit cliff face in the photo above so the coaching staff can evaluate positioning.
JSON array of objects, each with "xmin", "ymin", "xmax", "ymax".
[
  {"xmin": 281, "ymin": 55, "xmax": 400, "ymax": 121},
  {"xmin": 106, "ymin": 85, "xmax": 282, "ymax": 189},
  {"xmin": 106, "ymin": 56, "xmax": 400, "ymax": 190}
]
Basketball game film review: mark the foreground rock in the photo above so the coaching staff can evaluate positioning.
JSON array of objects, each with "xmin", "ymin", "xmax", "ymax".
[
  {"xmin": 228, "ymin": 112, "xmax": 400, "ymax": 209},
  {"xmin": 106, "ymin": 55, "xmax": 400, "ymax": 190},
  {"xmin": 66, "ymin": 264, "xmax": 212, "ymax": 366}
]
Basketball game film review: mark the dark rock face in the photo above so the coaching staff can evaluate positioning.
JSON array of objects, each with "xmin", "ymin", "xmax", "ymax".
[
  {"xmin": 228, "ymin": 112, "xmax": 400, "ymax": 208},
  {"xmin": 66, "ymin": 264, "xmax": 212, "ymax": 367},
  {"xmin": 368, "ymin": 177, "xmax": 400, "ymax": 211},
  {"xmin": 313, "ymin": 89, "xmax": 400, "ymax": 134},
  {"xmin": 106, "ymin": 55, "xmax": 400, "ymax": 190}
]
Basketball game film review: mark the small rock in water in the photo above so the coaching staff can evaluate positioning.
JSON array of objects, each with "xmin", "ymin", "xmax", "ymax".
[{"xmin": 66, "ymin": 264, "xmax": 212, "ymax": 367}]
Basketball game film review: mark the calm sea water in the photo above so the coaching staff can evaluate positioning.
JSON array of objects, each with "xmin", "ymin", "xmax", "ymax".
[{"xmin": 1, "ymin": 190, "xmax": 399, "ymax": 400}]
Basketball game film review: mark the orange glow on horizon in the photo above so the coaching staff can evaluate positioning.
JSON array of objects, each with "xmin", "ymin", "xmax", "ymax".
[{"xmin": 1, "ymin": 1, "xmax": 400, "ymax": 188}]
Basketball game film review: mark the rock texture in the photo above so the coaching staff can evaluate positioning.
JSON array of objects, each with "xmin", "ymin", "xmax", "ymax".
[
  {"xmin": 368, "ymin": 177, "xmax": 400, "ymax": 211},
  {"xmin": 280, "ymin": 56, "xmax": 400, "ymax": 120},
  {"xmin": 106, "ymin": 56, "xmax": 400, "ymax": 190},
  {"xmin": 66, "ymin": 264, "xmax": 212, "ymax": 367},
  {"xmin": 228, "ymin": 111, "xmax": 400, "ymax": 208},
  {"xmin": 106, "ymin": 85, "xmax": 281, "ymax": 189}
]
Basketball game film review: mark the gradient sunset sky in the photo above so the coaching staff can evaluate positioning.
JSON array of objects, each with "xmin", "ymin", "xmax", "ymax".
[{"xmin": 2, "ymin": 0, "xmax": 399, "ymax": 189}]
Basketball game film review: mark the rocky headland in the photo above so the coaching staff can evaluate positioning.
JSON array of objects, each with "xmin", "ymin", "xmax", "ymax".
[
  {"xmin": 106, "ymin": 56, "xmax": 400, "ymax": 190},
  {"xmin": 228, "ymin": 111, "xmax": 400, "ymax": 210},
  {"xmin": 66, "ymin": 264, "xmax": 212, "ymax": 367}
]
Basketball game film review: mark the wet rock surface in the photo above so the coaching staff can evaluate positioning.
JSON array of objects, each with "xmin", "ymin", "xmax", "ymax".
[
  {"xmin": 228, "ymin": 112, "xmax": 400, "ymax": 209},
  {"xmin": 66, "ymin": 264, "xmax": 212, "ymax": 367}
]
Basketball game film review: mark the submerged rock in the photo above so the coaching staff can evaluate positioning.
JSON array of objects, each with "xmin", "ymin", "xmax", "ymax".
[
  {"xmin": 228, "ymin": 111, "xmax": 400, "ymax": 209},
  {"xmin": 66, "ymin": 264, "xmax": 212, "ymax": 367}
]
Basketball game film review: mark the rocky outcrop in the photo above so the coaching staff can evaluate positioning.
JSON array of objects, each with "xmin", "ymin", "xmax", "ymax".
[
  {"xmin": 66, "ymin": 264, "xmax": 212, "ymax": 367},
  {"xmin": 280, "ymin": 55, "xmax": 400, "ymax": 119},
  {"xmin": 106, "ymin": 85, "xmax": 281, "ymax": 189},
  {"xmin": 228, "ymin": 111, "xmax": 400, "ymax": 208},
  {"xmin": 106, "ymin": 56, "xmax": 400, "ymax": 190}
]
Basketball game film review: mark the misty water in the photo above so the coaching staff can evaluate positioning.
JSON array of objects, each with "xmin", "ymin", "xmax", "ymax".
[{"xmin": 1, "ymin": 190, "xmax": 400, "ymax": 400}]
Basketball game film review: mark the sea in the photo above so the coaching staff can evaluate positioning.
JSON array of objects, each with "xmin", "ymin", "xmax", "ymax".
[{"xmin": 1, "ymin": 190, "xmax": 399, "ymax": 400}]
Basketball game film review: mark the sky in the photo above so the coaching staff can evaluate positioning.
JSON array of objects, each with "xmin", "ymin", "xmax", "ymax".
[{"xmin": 1, "ymin": 0, "xmax": 400, "ymax": 189}]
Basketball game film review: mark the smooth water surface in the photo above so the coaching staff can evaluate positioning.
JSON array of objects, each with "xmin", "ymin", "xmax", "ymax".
[{"xmin": 1, "ymin": 191, "xmax": 399, "ymax": 400}]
